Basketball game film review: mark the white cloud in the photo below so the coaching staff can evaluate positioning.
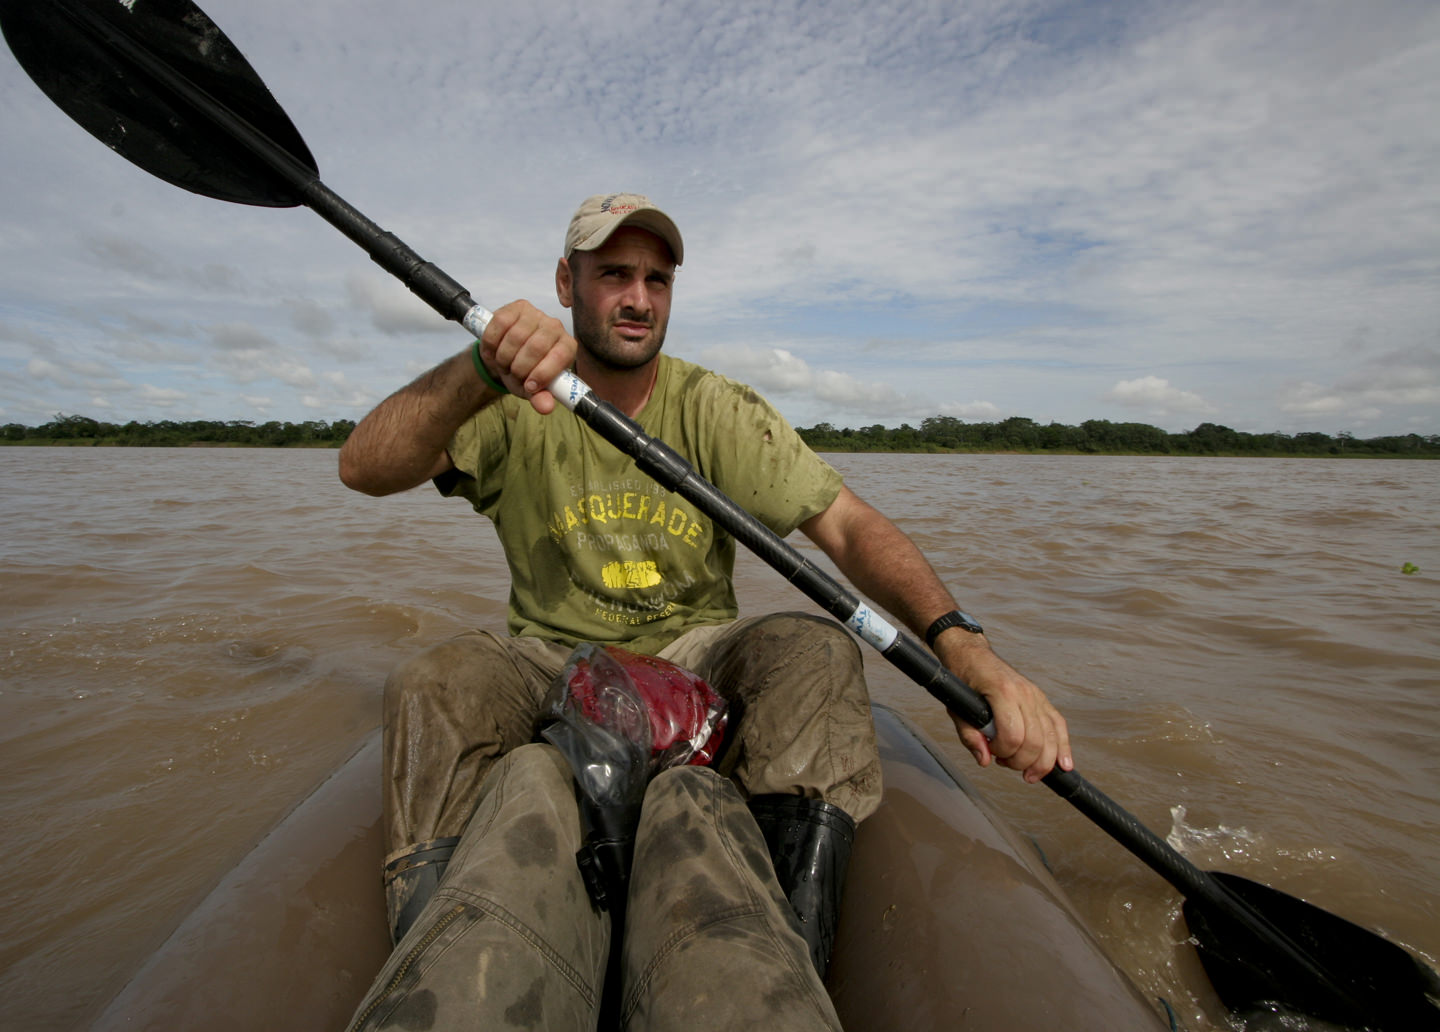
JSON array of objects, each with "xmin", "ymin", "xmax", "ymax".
[
  {"xmin": 27, "ymin": 357, "xmax": 70, "ymax": 385},
  {"xmin": 138, "ymin": 384, "xmax": 188, "ymax": 405},
  {"xmin": 1105, "ymin": 376, "xmax": 1215, "ymax": 415},
  {"xmin": 1278, "ymin": 381, "xmax": 1347, "ymax": 416},
  {"xmin": 25, "ymin": 354, "xmax": 121, "ymax": 390},
  {"xmin": 813, "ymin": 369, "xmax": 911, "ymax": 416},
  {"xmin": 700, "ymin": 344, "xmax": 924, "ymax": 419},
  {"xmin": 1280, "ymin": 345, "xmax": 1440, "ymax": 425},
  {"xmin": 264, "ymin": 357, "xmax": 320, "ymax": 390},
  {"xmin": 300, "ymin": 370, "xmax": 376, "ymax": 411},
  {"xmin": 302, "ymin": 390, "xmax": 375, "ymax": 410},
  {"xmin": 938, "ymin": 400, "xmax": 1005, "ymax": 421},
  {"xmin": 345, "ymin": 273, "xmax": 454, "ymax": 336},
  {"xmin": 710, "ymin": 346, "xmax": 814, "ymax": 393},
  {"xmin": 210, "ymin": 349, "xmax": 317, "ymax": 390}
]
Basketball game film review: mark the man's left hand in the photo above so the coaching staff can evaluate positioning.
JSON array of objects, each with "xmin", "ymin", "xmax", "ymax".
[{"xmin": 938, "ymin": 635, "xmax": 1073, "ymax": 783}]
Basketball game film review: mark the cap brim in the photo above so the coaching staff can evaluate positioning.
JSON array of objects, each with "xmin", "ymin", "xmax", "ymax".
[{"xmin": 572, "ymin": 208, "xmax": 684, "ymax": 265}]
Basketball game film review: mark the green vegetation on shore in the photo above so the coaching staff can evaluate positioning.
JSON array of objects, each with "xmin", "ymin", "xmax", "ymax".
[
  {"xmin": 5, "ymin": 412, "xmax": 1437, "ymax": 457},
  {"xmin": 797, "ymin": 417, "xmax": 1438, "ymax": 457},
  {"xmin": 3, "ymin": 414, "xmax": 354, "ymax": 448}
]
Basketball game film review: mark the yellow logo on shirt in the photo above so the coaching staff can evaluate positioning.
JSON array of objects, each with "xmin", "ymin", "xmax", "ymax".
[
  {"xmin": 547, "ymin": 491, "xmax": 706, "ymax": 549},
  {"xmin": 601, "ymin": 560, "xmax": 664, "ymax": 589}
]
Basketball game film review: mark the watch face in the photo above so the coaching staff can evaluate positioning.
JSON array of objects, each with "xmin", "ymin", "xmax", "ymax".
[
  {"xmin": 949, "ymin": 612, "xmax": 982, "ymax": 634},
  {"xmin": 927, "ymin": 610, "xmax": 983, "ymax": 645}
]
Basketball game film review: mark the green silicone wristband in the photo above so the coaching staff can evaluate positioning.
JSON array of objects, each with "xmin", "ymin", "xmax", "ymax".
[{"xmin": 471, "ymin": 339, "xmax": 509, "ymax": 395}]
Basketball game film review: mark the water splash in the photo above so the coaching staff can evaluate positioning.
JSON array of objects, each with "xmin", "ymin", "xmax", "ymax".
[{"xmin": 1166, "ymin": 804, "xmax": 1262, "ymax": 864}]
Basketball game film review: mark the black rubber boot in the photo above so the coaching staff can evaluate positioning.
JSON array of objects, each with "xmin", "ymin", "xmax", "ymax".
[
  {"xmin": 574, "ymin": 796, "xmax": 642, "ymax": 1032},
  {"xmin": 747, "ymin": 794, "xmax": 856, "ymax": 980},
  {"xmin": 382, "ymin": 836, "xmax": 460, "ymax": 945}
]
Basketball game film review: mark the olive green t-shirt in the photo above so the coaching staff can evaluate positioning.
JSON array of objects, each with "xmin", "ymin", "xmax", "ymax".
[{"xmin": 440, "ymin": 355, "xmax": 842, "ymax": 654}]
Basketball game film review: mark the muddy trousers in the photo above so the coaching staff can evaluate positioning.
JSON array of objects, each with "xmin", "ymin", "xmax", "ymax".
[
  {"xmin": 348, "ymin": 744, "xmax": 843, "ymax": 1032},
  {"xmin": 382, "ymin": 613, "xmax": 883, "ymax": 932}
]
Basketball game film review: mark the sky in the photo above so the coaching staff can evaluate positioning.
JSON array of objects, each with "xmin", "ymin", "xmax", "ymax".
[{"xmin": 1, "ymin": 0, "xmax": 1437, "ymax": 437}]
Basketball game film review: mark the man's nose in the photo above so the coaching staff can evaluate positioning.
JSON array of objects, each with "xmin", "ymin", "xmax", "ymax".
[{"xmin": 620, "ymin": 276, "xmax": 651, "ymax": 314}]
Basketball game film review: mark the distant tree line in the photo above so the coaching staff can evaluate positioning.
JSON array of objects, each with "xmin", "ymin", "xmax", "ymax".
[
  {"xmin": 795, "ymin": 416, "xmax": 1440, "ymax": 457},
  {"xmin": 2, "ymin": 413, "xmax": 355, "ymax": 447},
  {"xmin": 5, "ymin": 412, "xmax": 1437, "ymax": 457}
]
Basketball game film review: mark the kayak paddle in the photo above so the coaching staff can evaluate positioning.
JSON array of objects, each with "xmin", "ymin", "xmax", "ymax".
[{"xmin": 4, "ymin": 1, "xmax": 1437, "ymax": 1028}]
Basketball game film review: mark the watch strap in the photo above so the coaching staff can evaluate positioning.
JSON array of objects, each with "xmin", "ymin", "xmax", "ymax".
[{"xmin": 924, "ymin": 609, "xmax": 984, "ymax": 647}]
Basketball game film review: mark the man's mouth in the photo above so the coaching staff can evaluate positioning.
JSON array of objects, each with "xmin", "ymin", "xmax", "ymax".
[{"xmin": 614, "ymin": 320, "xmax": 651, "ymax": 339}]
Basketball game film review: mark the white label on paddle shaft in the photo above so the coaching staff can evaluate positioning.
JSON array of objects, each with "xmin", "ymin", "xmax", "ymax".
[
  {"xmin": 458, "ymin": 305, "xmax": 589, "ymax": 412},
  {"xmin": 461, "ymin": 305, "xmax": 493, "ymax": 337},
  {"xmin": 847, "ymin": 604, "xmax": 898, "ymax": 651},
  {"xmin": 550, "ymin": 370, "xmax": 590, "ymax": 412}
]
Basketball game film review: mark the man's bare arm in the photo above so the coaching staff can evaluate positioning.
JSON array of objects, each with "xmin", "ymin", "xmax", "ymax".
[
  {"xmin": 338, "ymin": 301, "xmax": 577, "ymax": 497},
  {"xmin": 800, "ymin": 485, "xmax": 1072, "ymax": 782},
  {"xmin": 338, "ymin": 349, "xmax": 488, "ymax": 496}
]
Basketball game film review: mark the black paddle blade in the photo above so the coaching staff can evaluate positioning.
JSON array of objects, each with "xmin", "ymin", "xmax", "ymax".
[
  {"xmin": 1185, "ymin": 871, "xmax": 1440, "ymax": 1031},
  {"xmin": 1, "ymin": 0, "xmax": 315, "ymax": 206}
]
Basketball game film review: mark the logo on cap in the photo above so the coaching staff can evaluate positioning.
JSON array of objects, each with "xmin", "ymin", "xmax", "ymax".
[{"xmin": 600, "ymin": 196, "xmax": 638, "ymax": 217}]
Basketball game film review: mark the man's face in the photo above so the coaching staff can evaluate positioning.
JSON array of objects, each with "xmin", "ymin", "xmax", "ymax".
[{"xmin": 559, "ymin": 226, "xmax": 675, "ymax": 371}]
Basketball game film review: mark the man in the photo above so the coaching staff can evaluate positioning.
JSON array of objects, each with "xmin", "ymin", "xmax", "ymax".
[{"xmin": 338, "ymin": 193, "xmax": 1073, "ymax": 1008}]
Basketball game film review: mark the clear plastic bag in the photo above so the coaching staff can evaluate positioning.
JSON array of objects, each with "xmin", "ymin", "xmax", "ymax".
[
  {"xmin": 540, "ymin": 643, "xmax": 728, "ymax": 809},
  {"xmin": 541, "ymin": 644, "xmax": 730, "ymax": 915}
]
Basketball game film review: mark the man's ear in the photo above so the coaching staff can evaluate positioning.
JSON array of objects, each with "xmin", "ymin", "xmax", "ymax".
[{"xmin": 555, "ymin": 257, "xmax": 574, "ymax": 308}]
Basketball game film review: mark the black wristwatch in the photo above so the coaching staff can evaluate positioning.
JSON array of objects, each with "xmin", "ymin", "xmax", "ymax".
[{"xmin": 924, "ymin": 609, "xmax": 984, "ymax": 647}]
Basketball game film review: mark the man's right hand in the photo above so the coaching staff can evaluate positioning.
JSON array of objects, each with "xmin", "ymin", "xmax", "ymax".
[
  {"xmin": 339, "ymin": 299, "xmax": 575, "ymax": 496},
  {"xmin": 480, "ymin": 300, "xmax": 577, "ymax": 415}
]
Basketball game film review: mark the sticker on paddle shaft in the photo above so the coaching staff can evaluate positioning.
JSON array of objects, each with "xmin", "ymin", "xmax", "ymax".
[
  {"xmin": 459, "ymin": 304, "xmax": 588, "ymax": 412},
  {"xmin": 549, "ymin": 371, "xmax": 589, "ymax": 412},
  {"xmin": 460, "ymin": 305, "xmax": 492, "ymax": 337},
  {"xmin": 847, "ymin": 604, "xmax": 898, "ymax": 651}
]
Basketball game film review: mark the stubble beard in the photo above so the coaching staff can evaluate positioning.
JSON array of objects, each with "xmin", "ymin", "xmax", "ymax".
[{"xmin": 571, "ymin": 292, "xmax": 667, "ymax": 372}]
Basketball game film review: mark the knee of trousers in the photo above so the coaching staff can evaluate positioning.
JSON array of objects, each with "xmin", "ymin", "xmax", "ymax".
[
  {"xmin": 717, "ymin": 613, "xmax": 880, "ymax": 823},
  {"xmin": 382, "ymin": 633, "xmax": 550, "ymax": 855},
  {"xmin": 627, "ymin": 764, "xmax": 782, "ymax": 933},
  {"xmin": 353, "ymin": 745, "xmax": 610, "ymax": 1032},
  {"xmin": 751, "ymin": 611, "xmax": 864, "ymax": 656},
  {"xmin": 621, "ymin": 765, "xmax": 841, "ymax": 1030},
  {"xmin": 381, "ymin": 631, "xmax": 513, "ymax": 720},
  {"xmin": 720, "ymin": 612, "xmax": 867, "ymax": 692}
]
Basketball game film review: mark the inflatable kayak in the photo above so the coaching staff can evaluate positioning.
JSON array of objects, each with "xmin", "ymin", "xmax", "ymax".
[{"xmin": 90, "ymin": 704, "xmax": 1169, "ymax": 1030}]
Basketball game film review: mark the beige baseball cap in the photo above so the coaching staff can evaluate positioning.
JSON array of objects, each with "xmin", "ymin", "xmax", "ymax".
[{"xmin": 563, "ymin": 193, "xmax": 684, "ymax": 265}]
